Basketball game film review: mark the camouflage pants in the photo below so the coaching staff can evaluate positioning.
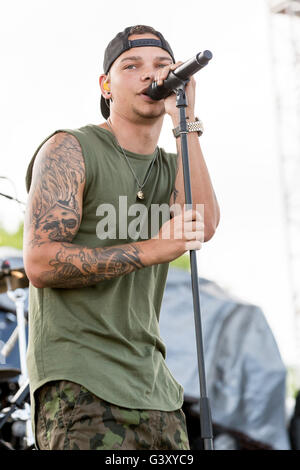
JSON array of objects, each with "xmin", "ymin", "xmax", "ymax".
[{"xmin": 35, "ymin": 380, "xmax": 190, "ymax": 450}]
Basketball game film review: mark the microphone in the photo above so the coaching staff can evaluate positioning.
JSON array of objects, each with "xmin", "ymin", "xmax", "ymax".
[{"xmin": 146, "ymin": 50, "xmax": 213, "ymax": 101}]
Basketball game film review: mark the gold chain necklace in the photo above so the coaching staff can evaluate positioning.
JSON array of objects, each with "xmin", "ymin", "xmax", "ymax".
[{"xmin": 106, "ymin": 118, "xmax": 159, "ymax": 200}]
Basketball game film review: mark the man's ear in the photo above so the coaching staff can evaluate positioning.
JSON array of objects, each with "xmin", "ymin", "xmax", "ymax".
[{"xmin": 99, "ymin": 74, "xmax": 111, "ymax": 97}]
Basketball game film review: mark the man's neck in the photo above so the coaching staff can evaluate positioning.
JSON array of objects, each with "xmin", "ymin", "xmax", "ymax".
[{"xmin": 100, "ymin": 113, "xmax": 164, "ymax": 155}]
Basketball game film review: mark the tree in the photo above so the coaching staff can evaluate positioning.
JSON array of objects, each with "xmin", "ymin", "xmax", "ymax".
[{"xmin": 0, "ymin": 222, "xmax": 23, "ymax": 249}]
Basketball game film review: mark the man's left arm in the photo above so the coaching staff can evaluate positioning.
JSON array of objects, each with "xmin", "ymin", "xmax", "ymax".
[
  {"xmin": 159, "ymin": 64, "xmax": 220, "ymax": 242},
  {"xmin": 170, "ymin": 116, "xmax": 220, "ymax": 242}
]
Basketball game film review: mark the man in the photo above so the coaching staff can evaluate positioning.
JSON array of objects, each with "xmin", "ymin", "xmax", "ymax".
[{"xmin": 23, "ymin": 25, "xmax": 220, "ymax": 450}]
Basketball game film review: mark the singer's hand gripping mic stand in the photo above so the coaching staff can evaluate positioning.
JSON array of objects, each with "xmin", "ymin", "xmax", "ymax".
[{"xmin": 175, "ymin": 84, "xmax": 214, "ymax": 450}]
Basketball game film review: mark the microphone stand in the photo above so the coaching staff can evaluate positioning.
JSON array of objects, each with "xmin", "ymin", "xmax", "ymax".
[{"xmin": 175, "ymin": 83, "xmax": 214, "ymax": 450}]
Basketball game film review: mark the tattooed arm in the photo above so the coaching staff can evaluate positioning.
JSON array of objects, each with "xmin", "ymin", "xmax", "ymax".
[
  {"xmin": 25, "ymin": 240, "xmax": 149, "ymax": 289},
  {"xmin": 23, "ymin": 132, "xmax": 150, "ymax": 289},
  {"xmin": 23, "ymin": 132, "xmax": 203, "ymax": 289}
]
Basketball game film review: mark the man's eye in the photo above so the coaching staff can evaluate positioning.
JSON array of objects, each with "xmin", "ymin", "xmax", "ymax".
[
  {"xmin": 158, "ymin": 64, "xmax": 167, "ymax": 68},
  {"xmin": 125, "ymin": 64, "xmax": 136, "ymax": 70}
]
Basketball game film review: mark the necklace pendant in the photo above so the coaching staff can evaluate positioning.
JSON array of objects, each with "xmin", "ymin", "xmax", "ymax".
[{"xmin": 137, "ymin": 190, "xmax": 144, "ymax": 200}]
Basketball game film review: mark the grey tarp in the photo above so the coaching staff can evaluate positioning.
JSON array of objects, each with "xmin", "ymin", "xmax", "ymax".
[{"xmin": 160, "ymin": 267, "xmax": 290, "ymax": 450}]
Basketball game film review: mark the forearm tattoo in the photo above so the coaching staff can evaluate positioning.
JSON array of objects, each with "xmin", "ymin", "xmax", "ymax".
[
  {"xmin": 39, "ymin": 243, "xmax": 145, "ymax": 288},
  {"xmin": 26, "ymin": 132, "xmax": 145, "ymax": 288}
]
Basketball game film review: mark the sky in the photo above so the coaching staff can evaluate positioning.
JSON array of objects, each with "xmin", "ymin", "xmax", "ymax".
[{"xmin": 0, "ymin": 0, "xmax": 299, "ymax": 368}]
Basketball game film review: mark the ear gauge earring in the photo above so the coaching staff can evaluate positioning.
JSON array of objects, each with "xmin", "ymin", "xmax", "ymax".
[{"xmin": 103, "ymin": 82, "xmax": 110, "ymax": 92}]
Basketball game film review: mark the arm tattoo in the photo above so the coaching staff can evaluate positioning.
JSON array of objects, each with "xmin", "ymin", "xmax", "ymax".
[
  {"xmin": 26, "ymin": 132, "xmax": 146, "ymax": 288},
  {"xmin": 39, "ymin": 243, "xmax": 145, "ymax": 288},
  {"xmin": 28, "ymin": 132, "xmax": 85, "ymax": 248}
]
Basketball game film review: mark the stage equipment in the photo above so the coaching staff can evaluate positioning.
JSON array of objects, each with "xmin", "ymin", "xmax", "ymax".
[{"xmin": 0, "ymin": 260, "xmax": 33, "ymax": 449}]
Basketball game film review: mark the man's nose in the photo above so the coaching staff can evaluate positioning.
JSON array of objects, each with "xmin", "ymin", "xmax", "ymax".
[{"xmin": 140, "ymin": 69, "xmax": 155, "ymax": 81}]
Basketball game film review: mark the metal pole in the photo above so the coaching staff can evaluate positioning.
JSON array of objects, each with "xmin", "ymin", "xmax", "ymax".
[{"xmin": 176, "ymin": 86, "xmax": 214, "ymax": 450}]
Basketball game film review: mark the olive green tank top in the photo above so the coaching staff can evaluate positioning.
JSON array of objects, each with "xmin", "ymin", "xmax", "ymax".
[{"xmin": 25, "ymin": 124, "xmax": 183, "ymax": 426}]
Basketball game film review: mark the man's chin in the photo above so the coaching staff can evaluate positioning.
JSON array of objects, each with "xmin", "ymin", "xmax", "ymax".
[{"xmin": 133, "ymin": 105, "xmax": 165, "ymax": 120}]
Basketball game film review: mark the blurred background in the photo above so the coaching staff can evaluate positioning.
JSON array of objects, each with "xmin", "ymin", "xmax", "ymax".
[{"xmin": 0, "ymin": 0, "xmax": 299, "ymax": 450}]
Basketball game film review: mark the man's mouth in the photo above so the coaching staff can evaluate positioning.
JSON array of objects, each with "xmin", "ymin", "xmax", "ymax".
[
  {"xmin": 138, "ymin": 87, "xmax": 156, "ymax": 102},
  {"xmin": 139, "ymin": 86, "xmax": 150, "ymax": 95}
]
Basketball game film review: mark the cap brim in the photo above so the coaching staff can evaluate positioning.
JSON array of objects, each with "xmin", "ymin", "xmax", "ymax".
[{"xmin": 100, "ymin": 95, "xmax": 110, "ymax": 120}]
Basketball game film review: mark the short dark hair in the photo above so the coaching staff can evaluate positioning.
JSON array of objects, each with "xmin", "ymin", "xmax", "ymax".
[{"xmin": 129, "ymin": 25, "xmax": 158, "ymax": 36}]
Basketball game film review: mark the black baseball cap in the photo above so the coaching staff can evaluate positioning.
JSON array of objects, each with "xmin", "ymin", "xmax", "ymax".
[{"xmin": 100, "ymin": 25, "xmax": 175, "ymax": 119}]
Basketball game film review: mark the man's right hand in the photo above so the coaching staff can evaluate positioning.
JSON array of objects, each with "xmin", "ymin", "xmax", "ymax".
[{"xmin": 142, "ymin": 209, "xmax": 204, "ymax": 266}]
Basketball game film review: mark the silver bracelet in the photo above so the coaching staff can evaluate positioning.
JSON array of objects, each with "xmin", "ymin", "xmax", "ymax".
[{"xmin": 172, "ymin": 117, "xmax": 204, "ymax": 138}]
